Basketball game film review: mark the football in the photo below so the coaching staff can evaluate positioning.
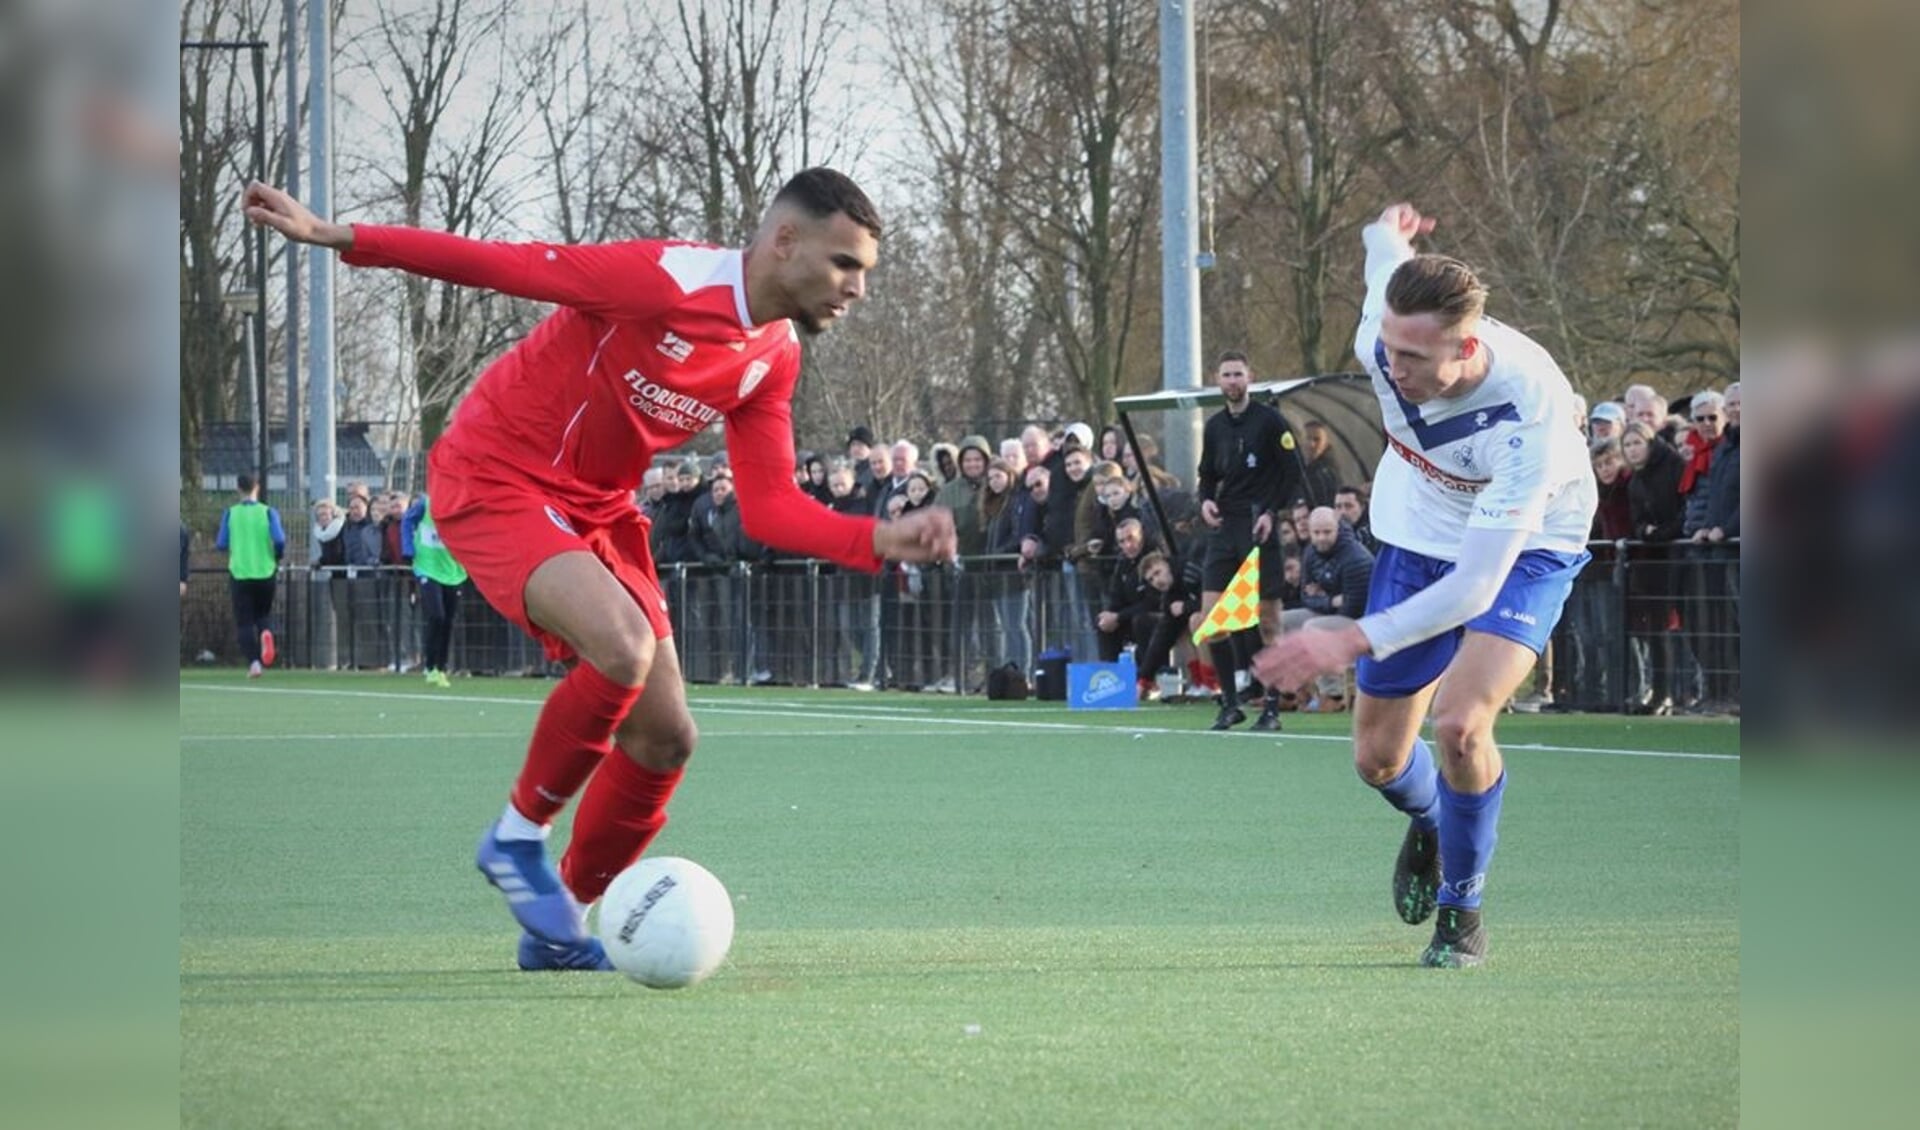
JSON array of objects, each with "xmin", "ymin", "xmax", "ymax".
[{"xmin": 595, "ymin": 856, "xmax": 735, "ymax": 989}]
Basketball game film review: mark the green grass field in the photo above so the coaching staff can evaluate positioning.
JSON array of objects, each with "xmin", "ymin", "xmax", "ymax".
[{"xmin": 181, "ymin": 670, "xmax": 1738, "ymax": 1127}]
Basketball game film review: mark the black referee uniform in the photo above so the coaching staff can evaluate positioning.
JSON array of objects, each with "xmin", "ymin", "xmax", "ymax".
[
  {"xmin": 1195, "ymin": 397, "xmax": 1306, "ymax": 722},
  {"xmin": 1197, "ymin": 399, "xmax": 1305, "ymax": 593}
]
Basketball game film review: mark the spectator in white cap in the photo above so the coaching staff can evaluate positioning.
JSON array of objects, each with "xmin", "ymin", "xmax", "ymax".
[
  {"xmin": 1589, "ymin": 401, "xmax": 1626, "ymax": 440},
  {"xmin": 1064, "ymin": 422, "xmax": 1096, "ymax": 453}
]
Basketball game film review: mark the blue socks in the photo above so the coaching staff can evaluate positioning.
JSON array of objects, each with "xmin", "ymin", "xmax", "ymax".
[
  {"xmin": 1374, "ymin": 740, "xmax": 1506, "ymax": 909},
  {"xmin": 1436, "ymin": 772, "xmax": 1506, "ymax": 909},
  {"xmin": 1376, "ymin": 738, "xmax": 1440, "ymax": 832}
]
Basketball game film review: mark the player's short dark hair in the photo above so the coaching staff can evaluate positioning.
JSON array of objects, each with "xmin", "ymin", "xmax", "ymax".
[
  {"xmin": 237, "ymin": 473, "xmax": 258, "ymax": 493},
  {"xmin": 1386, "ymin": 254, "xmax": 1487, "ymax": 328},
  {"xmin": 1216, "ymin": 349, "xmax": 1250, "ymax": 368},
  {"xmin": 774, "ymin": 167, "xmax": 883, "ymax": 238}
]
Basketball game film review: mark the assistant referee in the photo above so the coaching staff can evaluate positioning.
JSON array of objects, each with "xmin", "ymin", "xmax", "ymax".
[{"xmin": 1196, "ymin": 350, "xmax": 1306, "ymax": 731}]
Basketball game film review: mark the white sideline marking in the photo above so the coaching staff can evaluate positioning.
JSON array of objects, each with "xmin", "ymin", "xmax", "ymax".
[
  {"xmin": 181, "ymin": 685, "xmax": 1737, "ymax": 762},
  {"xmin": 703, "ymin": 699, "xmax": 938, "ymax": 714},
  {"xmin": 182, "ymin": 729, "xmax": 961, "ymax": 742}
]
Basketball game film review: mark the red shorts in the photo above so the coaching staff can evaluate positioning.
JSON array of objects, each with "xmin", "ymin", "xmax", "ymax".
[{"xmin": 427, "ymin": 440, "xmax": 672, "ymax": 661}]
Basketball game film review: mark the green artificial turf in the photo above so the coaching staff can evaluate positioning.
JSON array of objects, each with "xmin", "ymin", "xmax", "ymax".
[{"xmin": 181, "ymin": 671, "xmax": 1738, "ymax": 1127}]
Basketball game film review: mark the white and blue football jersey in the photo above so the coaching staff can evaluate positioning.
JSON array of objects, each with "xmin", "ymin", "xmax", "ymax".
[{"xmin": 1354, "ymin": 224, "xmax": 1596, "ymax": 561}]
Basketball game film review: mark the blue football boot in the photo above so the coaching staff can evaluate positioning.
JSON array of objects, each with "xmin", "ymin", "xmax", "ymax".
[
  {"xmin": 475, "ymin": 828, "xmax": 586, "ymax": 944},
  {"xmin": 516, "ymin": 931, "xmax": 616, "ymax": 972}
]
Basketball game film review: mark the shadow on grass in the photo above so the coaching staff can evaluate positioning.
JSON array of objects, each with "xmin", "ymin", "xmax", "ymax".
[{"xmin": 181, "ymin": 968, "xmax": 634, "ymax": 1006}]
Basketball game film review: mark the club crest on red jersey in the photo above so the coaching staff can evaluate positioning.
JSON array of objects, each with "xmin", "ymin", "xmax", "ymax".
[{"xmin": 740, "ymin": 360, "xmax": 771, "ymax": 399}]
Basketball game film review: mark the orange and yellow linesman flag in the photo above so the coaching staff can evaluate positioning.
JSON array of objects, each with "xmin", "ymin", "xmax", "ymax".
[{"xmin": 1192, "ymin": 547, "xmax": 1261, "ymax": 645}]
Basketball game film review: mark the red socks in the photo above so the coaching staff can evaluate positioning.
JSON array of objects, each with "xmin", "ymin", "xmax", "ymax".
[
  {"xmin": 502, "ymin": 660, "xmax": 685, "ymax": 905},
  {"xmin": 560, "ymin": 754, "xmax": 685, "ymax": 903},
  {"xmin": 508, "ymin": 662, "xmax": 643, "ymax": 825}
]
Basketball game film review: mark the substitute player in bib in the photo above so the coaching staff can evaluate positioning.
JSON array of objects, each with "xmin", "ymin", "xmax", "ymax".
[
  {"xmin": 1252, "ymin": 203, "xmax": 1595, "ymax": 967},
  {"xmin": 245, "ymin": 169, "xmax": 956, "ymax": 972}
]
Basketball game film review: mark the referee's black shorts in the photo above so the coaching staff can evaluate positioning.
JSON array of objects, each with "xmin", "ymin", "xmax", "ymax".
[{"xmin": 1202, "ymin": 523, "xmax": 1283, "ymax": 600}]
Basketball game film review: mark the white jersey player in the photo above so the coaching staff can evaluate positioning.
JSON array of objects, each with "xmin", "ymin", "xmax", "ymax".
[{"xmin": 1253, "ymin": 203, "xmax": 1598, "ymax": 968}]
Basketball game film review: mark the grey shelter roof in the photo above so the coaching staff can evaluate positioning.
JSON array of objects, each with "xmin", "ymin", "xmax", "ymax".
[
  {"xmin": 1115, "ymin": 372, "xmax": 1386, "ymax": 507},
  {"xmin": 199, "ymin": 422, "xmax": 392, "ymax": 492}
]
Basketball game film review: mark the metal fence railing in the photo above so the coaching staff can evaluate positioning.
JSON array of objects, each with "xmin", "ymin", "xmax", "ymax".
[{"xmin": 182, "ymin": 541, "xmax": 1740, "ymax": 713}]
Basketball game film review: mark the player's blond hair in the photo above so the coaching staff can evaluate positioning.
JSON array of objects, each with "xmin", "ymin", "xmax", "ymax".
[{"xmin": 1386, "ymin": 254, "xmax": 1488, "ymax": 329}]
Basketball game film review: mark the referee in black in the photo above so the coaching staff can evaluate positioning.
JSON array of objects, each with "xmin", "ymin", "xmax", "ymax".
[{"xmin": 1196, "ymin": 350, "xmax": 1307, "ymax": 731}]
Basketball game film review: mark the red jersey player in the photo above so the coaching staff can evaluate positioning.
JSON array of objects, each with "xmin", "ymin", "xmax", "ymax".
[{"xmin": 245, "ymin": 169, "xmax": 957, "ymax": 970}]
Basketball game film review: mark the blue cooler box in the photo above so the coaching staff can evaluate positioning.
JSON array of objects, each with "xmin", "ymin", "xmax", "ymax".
[{"xmin": 1067, "ymin": 658, "xmax": 1138, "ymax": 710}]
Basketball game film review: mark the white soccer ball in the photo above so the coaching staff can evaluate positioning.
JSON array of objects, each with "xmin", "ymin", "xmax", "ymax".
[{"xmin": 595, "ymin": 856, "xmax": 735, "ymax": 989}]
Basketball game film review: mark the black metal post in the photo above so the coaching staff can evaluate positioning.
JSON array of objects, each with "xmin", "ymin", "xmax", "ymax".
[
  {"xmin": 1116, "ymin": 411, "xmax": 1175, "ymax": 556},
  {"xmin": 182, "ymin": 39, "xmax": 273, "ymax": 485},
  {"xmin": 251, "ymin": 42, "xmax": 269, "ymax": 486}
]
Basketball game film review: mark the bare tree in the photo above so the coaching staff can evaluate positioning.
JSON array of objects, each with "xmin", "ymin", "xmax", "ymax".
[
  {"xmin": 799, "ymin": 221, "xmax": 970, "ymax": 446},
  {"xmin": 180, "ymin": 1, "xmax": 247, "ymax": 485},
  {"xmin": 884, "ymin": 0, "xmax": 1048, "ymax": 433},
  {"xmin": 648, "ymin": 0, "xmax": 850, "ymax": 245},
  {"xmin": 517, "ymin": 3, "xmax": 687, "ymax": 244},
  {"xmin": 340, "ymin": 0, "xmax": 537, "ymax": 447},
  {"xmin": 1409, "ymin": 0, "xmax": 1739, "ymax": 394},
  {"xmin": 1207, "ymin": 0, "xmax": 1424, "ymax": 375},
  {"xmin": 180, "ymin": 0, "xmax": 301, "ymax": 486},
  {"xmin": 1597, "ymin": 0, "xmax": 1739, "ymax": 386},
  {"xmin": 989, "ymin": 0, "xmax": 1160, "ymax": 419}
]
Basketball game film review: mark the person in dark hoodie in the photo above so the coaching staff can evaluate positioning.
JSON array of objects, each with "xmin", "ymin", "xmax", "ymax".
[
  {"xmin": 824, "ymin": 461, "xmax": 882, "ymax": 688},
  {"xmin": 934, "ymin": 434, "xmax": 994, "ymax": 686},
  {"xmin": 337, "ymin": 493, "xmax": 388, "ymax": 666},
  {"xmin": 1133, "ymin": 549, "xmax": 1203, "ymax": 698},
  {"xmin": 1276, "ymin": 507, "xmax": 1374, "ymax": 717},
  {"xmin": 1675, "ymin": 389, "xmax": 1732, "ymax": 711},
  {"xmin": 978, "ymin": 458, "xmax": 1037, "ymax": 669},
  {"xmin": 935, "ymin": 435, "xmax": 993, "ymax": 558},
  {"xmin": 1692, "ymin": 393, "xmax": 1739, "ymax": 709},
  {"xmin": 649, "ymin": 458, "xmax": 703, "ymax": 567},
  {"xmin": 340, "ymin": 493, "xmax": 383, "ymax": 567},
  {"xmin": 1622, "ymin": 420, "xmax": 1688, "ymax": 713},
  {"xmin": 799, "ymin": 453, "xmax": 834, "ymax": 506},
  {"xmin": 1093, "ymin": 518, "xmax": 1157, "ymax": 662},
  {"xmin": 699, "ymin": 467, "xmax": 776, "ymax": 684},
  {"xmin": 1577, "ymin": 436, "xmax": 1638, "ymax": 708}
]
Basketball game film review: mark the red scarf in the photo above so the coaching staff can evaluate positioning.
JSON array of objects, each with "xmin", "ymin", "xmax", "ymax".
[{"xmin": 1679, "ymin": 431, "xmax": 1722, "ymax": 494}]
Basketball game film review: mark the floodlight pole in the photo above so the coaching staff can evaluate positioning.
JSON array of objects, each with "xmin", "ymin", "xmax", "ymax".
[
  {"xmin": 307, "ymin": 0, "xmax": 337, "ymax": 505},
  {"xmin": 1157, "ymin": 1, "xmax": 1204, "ymax": 490},
  {"xmin": 283, "ymin": 0, "xmax": 304, "ymax": 508}
]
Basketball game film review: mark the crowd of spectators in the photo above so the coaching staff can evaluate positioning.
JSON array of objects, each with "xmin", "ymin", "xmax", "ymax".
[
  {"xmin": 305, "ymin": 480, "xmax": 428, "ymax": 673},
  {"xmin": 636, "ymin": 418, "xmax": 1384, "ymax": 705},
  {"xmin": 632, "ymin": 377, "xmax": 1739, "ymax": 716},
  {"xmin": 192, "ymin": 380, "xmax": 1741, "ymax": 717},
  {"xmin": 1564, "ymin": 381, "xmax": 1742, "ymax": 715}
]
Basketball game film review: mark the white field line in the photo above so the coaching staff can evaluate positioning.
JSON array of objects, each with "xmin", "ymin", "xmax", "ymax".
[
  {"xmin": 717, "ymin": 700, "xmax": 938, "ymax": 714},
  {"xmin": 182, "ymin": 729, "xmax": 963, "ymax": 742},
  {"xmin": 183, "ymin": 684, "xmax": 1738, "ymax": 762}
]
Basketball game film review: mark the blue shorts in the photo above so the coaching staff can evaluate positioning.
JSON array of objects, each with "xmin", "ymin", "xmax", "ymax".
[{"xmin": 1355, "ymin": 543, "xmax": 1590, "ymax": 699}]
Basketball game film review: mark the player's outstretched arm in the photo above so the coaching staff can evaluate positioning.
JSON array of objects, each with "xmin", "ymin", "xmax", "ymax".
[
  {"xmin": 1250, "ymin": 621, "xmax": 1371, "ymax": 691},
  {"xmin": 243, "ymin": 182, "xmax": 353, "ymax": 250},
  {"xmin": 247, "ymin": 180, "xmax": 677, "ymax": 320},
  {"xmin": 1358, "ymin": 203, "xmax": 1436, "ymax": 333}
]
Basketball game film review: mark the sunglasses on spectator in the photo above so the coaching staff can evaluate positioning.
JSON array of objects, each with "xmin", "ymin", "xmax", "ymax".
[{"xmin": 1692, "ymin": 413, "xmax": 1720, "ymax": 422}]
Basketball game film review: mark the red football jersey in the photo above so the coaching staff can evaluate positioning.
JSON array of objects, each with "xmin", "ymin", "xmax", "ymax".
[{"xmin": 342, "ymin": 225, "xmax": 882, "ymax": 571}]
